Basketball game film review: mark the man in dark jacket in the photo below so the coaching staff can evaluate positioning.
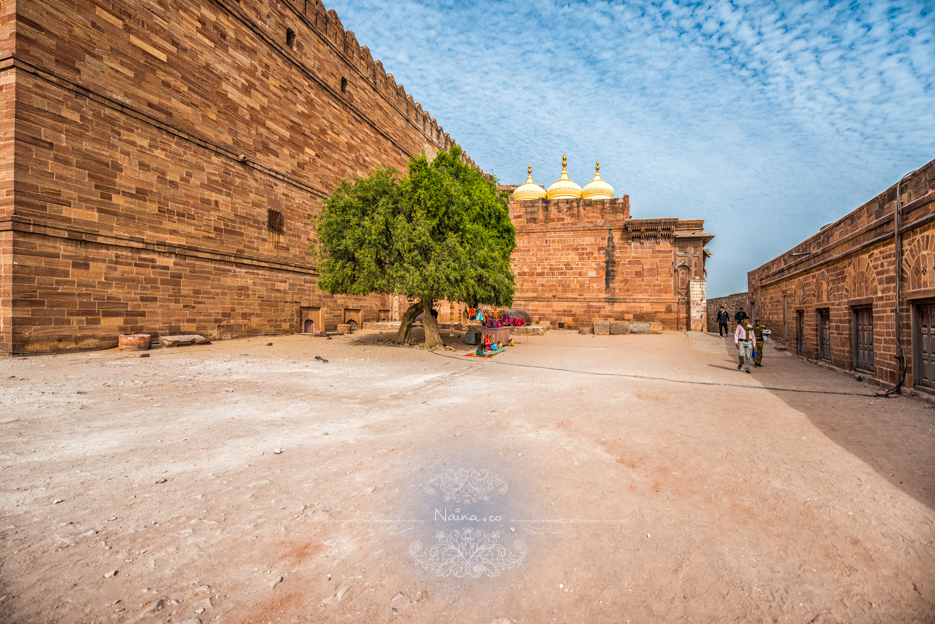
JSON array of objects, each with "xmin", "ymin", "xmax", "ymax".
[
  {"xmin": 734, "ymin": 308, "xmax": 748, "ymax": 324},
  {"xmin": 716, "ymin": 306, "xmax": 730, "ymax": 336}
]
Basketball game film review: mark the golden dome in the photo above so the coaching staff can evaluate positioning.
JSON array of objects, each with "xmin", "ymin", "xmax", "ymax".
[
  {"xmin": 546, "ymin": 153, "xmax": 582, "ymax": 200},
  {"xmin": 512, "ymin": 164, "xmax": 547, "ymax": 201},
  {"xmin": 581, "ymin": 160, "xmax": 614, "ymax": 200}
]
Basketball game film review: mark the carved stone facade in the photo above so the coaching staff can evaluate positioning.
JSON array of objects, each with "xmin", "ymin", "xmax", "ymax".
[
  {"xmin": 0, "ymin": 0, "xmax": 475, "ymax": 353},
  {"xmin": 748, "ymin": 159, "xmax": 935, "ymax": 391},
  {"xmin": 507, "ymin": 194, "xmax": 712, "ymax": 330}
]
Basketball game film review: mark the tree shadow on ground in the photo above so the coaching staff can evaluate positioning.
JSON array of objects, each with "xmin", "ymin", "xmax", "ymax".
[{"xmin": 347, "ymin": 327, "xmax": 477, "ymax": 354}]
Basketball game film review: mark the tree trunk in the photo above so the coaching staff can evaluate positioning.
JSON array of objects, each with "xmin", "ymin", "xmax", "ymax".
[
  {"xmin": 421, "ymin": 298, "xmax": 445, "ymax": 351},
  {"xmin": 389, "ymin": 301, "xmax": 422, "ymax": 344}
]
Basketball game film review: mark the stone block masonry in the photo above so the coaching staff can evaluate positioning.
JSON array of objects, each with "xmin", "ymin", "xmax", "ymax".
[
  {"xmin": 0, "ymin": 0, "xmax": 478, "ymax": 353},
  {"xmin": 706, "ymin": 292, "xmax": 749, "ymax": 332},
  {"xmin": 509, "ymin": 195, "xmax": 712, "ymax": 331}
]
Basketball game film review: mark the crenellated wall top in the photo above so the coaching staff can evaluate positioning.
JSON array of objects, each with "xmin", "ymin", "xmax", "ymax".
[
  {"xmin": 506, "ymin": 194, "xmax": 712, "ymax": 245},
  {"xmin": 509, "ymin": 196, "xmax": 631, "ymax": 226}
]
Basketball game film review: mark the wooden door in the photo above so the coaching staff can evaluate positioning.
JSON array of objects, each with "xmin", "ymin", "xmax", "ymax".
[
  {"xmin": 819, "ymin": 310, "xmax": 831, "ymax": 362},
  {"xmin": 917, "ymin": 304, "xmax": 935, "ymax": 391},
  {"xmin": 797, "ymin": 311, "xmax": 804, "ymax": 355},
  {"xmin": 853, "ymin": 308, "xmax": 873, "ymax": 372}
]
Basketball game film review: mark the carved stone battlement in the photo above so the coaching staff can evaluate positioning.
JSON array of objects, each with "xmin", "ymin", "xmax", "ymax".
[{"xmin": 509, "ymin": 197, "xmax": 632, "ymax": 226}]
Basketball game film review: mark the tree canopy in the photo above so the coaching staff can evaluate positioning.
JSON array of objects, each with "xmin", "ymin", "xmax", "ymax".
[{"xmin": 312, "ymin": 146, "xmax": 516, "ymax": 348}]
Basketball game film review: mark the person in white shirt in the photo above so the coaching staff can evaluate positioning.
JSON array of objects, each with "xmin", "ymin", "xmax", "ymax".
[{"xmin": 734, "ymin": 318, "xmax": 756, "ymax": 374}]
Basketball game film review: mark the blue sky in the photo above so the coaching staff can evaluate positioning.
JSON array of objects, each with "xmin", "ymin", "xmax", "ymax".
[{"xmin": 326, "ymin": 0, "xmax": 935, "ymax": 297}]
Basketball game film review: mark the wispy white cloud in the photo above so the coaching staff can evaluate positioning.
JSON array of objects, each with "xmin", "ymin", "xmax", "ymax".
[{"xmin": 326, "ymin": 0, "xmax": 935, "ymax": 296}]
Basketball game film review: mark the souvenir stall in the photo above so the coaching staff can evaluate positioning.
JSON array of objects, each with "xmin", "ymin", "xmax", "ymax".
[{"xmin": 460, "ymin": 305, "xmax": 529, "ymax": 357}]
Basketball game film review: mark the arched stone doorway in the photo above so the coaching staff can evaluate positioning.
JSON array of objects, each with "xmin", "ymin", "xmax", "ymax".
[{"xmin": 300, "ymin": 307, "xmax": 322, "ymax": 333}]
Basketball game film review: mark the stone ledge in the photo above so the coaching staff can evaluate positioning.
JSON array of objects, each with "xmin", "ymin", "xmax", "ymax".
[
  {"xmin": 593, "ymin": 320, "xmax": 665, "ymax": 334},
  {"xmin": 362, "ymin": 321, "xmax": 401, "ymax": 330},
  {"xmin": 794, "ymin": 354, "xmax": 935, "ymax": 404}
]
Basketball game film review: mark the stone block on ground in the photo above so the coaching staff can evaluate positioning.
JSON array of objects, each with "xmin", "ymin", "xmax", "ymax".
[
  {"xmin": 629, "ymin": 322, "xmax": 652, "ymax": 334},
  {"xmin": 160, "ymin": 335, "xmax": 210, "ymax": 348},
  {"xmin": 579, "ymin": 327, "xmax": 593, "ymax": 335},
  {"xmin": 650, "ymin": 323, "xmax": 664, "ymax": 334},
  {"xmin": 610, "ymin": 321, "xmax": 630, "ymax": 335},
  {"xmin": 119, "ymin": 333, "xmax": 152, "ymax": 351},
  {"xmin": 336, "ymin": 324, "xmax": 352, "ymax": 334},
  {"xmin": 593, "ymin": 319, "xmax": 610, "ymax": 335}
]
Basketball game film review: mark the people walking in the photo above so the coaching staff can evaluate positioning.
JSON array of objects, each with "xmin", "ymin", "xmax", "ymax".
[
  {"xmin": 734, "ymin": 307, "xmax": 748, "ymax": 324},
  {"xmin": 752, "ymin": 317, "xmax": 768, "ymax": 367},
  {"xmin": 716, "ymin": 306, "xmax": 730, "ymax": 336},
  {"xmin": 735, "ymin": 317, "xmax": 756, "ymax": 373}
]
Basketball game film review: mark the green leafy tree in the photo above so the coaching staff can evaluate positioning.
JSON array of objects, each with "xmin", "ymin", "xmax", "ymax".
[{"xmin": 312, "ymin": 146, "xmax": 516, "ymax": 349}]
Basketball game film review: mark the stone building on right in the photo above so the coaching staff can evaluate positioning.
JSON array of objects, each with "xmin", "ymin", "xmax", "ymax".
[{"xmin": 748, "ymin": 158, "xmax": 935, "ymax": 393}]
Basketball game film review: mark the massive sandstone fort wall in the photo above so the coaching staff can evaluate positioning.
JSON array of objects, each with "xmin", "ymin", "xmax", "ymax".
[
  {"xmin": 0, "ymin": 0, "xmax": 475, "ymax": 352},
  {"xmin": 509, "ymin": 196, "xmax": 711, "ymax": 331},
  {"xmin": 748, "ymin": 159, "xmax": 935, "ymax": 390}
]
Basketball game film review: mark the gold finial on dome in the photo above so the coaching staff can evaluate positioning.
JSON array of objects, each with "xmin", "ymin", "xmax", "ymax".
[
  {"xmin": 512, "ymin": 163, "xmax": 547, "ymax": 202},
  {"xmin": 581, "ymin": 159, "xmax": 614, "ymax": 200},
  {"xmin": 546, "ymin": 152, "xmax": 582, "ymax": 200}
]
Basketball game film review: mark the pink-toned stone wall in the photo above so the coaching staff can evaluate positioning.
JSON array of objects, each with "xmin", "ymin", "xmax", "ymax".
[
  {"xmin": 510, "ymin": 196, "xmax": 710, "ymax": 329},
  {"xmin": 0, "ymin": 0, "xmax": 477, "ymax": 352}
]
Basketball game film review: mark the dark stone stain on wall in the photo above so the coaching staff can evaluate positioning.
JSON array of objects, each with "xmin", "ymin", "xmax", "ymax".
[{"xmin": 604, "ymin": 228, "xmax": 616, "ymax": 295}]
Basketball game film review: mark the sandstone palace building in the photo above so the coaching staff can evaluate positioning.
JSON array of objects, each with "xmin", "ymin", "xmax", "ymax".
[
  {"xmin": 0, "ymin": 0, "xmax": 711, "ymax": 353},
  {"xmin": 507, "ymin": 159, "xmax": 712, "ymax": 332}
]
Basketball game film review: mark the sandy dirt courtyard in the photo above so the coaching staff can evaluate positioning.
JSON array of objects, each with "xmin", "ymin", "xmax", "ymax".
[{"xmin": 0, "ymin": 329, "xmax": 933, "ymax": 623}]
